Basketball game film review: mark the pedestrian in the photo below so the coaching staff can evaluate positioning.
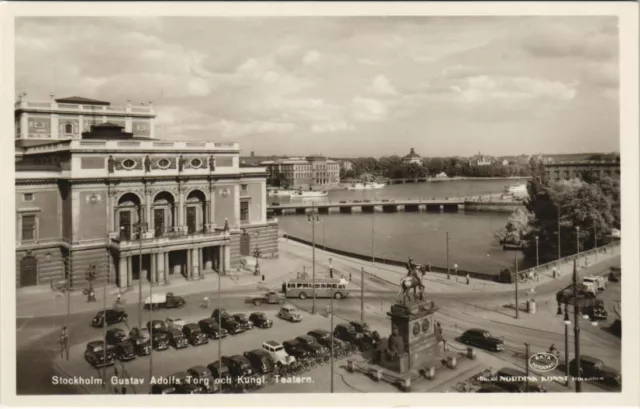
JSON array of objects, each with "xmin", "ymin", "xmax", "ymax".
[
  {"xmin": 552, "ymin": 266, "xmax": 557, "ymax": 279},
  {"xmin": 349, "ymin": 272, "xmax": 352, "ymax": 282},
  {"xmin": 329, "ymin": 267, "xmax": 334, "ymax": 279},
  {"xmin": 466, "ymin": 273, "xmax": 470, "ymax": 285},
  {"xmin": 281, "ymin": 282, "xmax": 286, "ymax": 294},
  {"xmin": 261, "ymin": 274, "xmax": 265, "ymax": 282}
]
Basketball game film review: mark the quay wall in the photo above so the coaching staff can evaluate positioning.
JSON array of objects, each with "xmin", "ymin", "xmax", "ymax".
[{"xmin": 463, "ymin": 201, "xmax": 524, "ymax": 213}]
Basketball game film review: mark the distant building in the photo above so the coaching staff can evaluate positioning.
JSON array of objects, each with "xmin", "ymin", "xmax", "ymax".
[
  {"xmin": 435, "ymin": 172, "xmax": 448, "ymax": 178},
  {"xmin": 501, "ymin": 159, "xmax": 510, "ymax": 166},
  {"xmin": 402, "ymin": 148, "xmax": 422, "ymax": 165},
  {"xmin": 261, "ymin": 156, "xmax": 340, "ymax": 189},
  {"xmin": 544, "ymin": 160, "xmax": 620, "ymax": 182},
  {"xmin": 341, "ymin": 161, "xmax": 353, "ymax": 172},
  {"xmin": 469, "ymin": 152, "xmax": 492, "ymax": 166}
]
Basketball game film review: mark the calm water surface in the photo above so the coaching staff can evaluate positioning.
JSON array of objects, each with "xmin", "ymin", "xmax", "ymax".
[{"xmin": 275, "ymin": 179, "xmax": 529, "ymax": 275}]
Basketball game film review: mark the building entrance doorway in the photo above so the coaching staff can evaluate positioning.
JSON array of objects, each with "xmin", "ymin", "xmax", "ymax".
[
  {"xmin": 240, "ymin": 233, "xmax": 251, "ymax": 256},
  {"xmin": 20, "ymin": 255, "xmax": 38, "ymax": 287}
]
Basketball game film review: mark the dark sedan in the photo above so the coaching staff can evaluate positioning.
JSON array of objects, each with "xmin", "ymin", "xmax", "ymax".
[
  {"xmin": 91, "ymin": 309, "xmax": 128, "ymax": 327},
  {"xmin": 295, "ymin": 335, "xmax": 327, "ymax": 357},
  {"xmin": 182, "ymin": 323, "xmax": 209, "ymax": 346},
  {"xmin": 459, "ymin": 328, "xmax": 505, "ymax": 352},
  {"xmin": 84, "ymin": 340, "xmax": 114, "ymax": 368},
  {"xmin": 233, "ymin": 313, "xmax": 253, "ymax": 331},
  {"xmin": 221, "ymin": 316, "xmax": 243, "ymax": 335},
  {"xmin": 112, "ymin": 341, "xmax": 137, "ymax": 362},
  {"xmin": 165, "ymin": 327, "xmax": 189, "ymax": 349},
  {"xmin": 282, "ymin": 339, "xmax": 312, "ymax": 360},
  {"xmin": 130, "ymin": 336, "xmax": 150, "ymax": 356},
  {"xmin": 569, "ymin": 356, "xmax": 621, "ymax": 387},
  {"xmin": 170, "ymin": 371, "xmax": 206, "ymax": 394},
  {"xmin": 249, "ymin": 312, "xmax": 273, "ymax": 329},
  {"xmin": 198, "ymin": 318, "xmax": 227, "ymax": 340},
  {"xmin": 187, "ymin": 366, "xmax": 218, "ymax": 394},
  {"xmin": 307, "ymin": 329, "xmax": 333, "ymax": 348},
  {"xmin": 151, "ymin": 331, "xmax": 170, "ymax": 351},
  {"xmin": 105, "ymin": 328, "xmax": 128, "ymax": 346}
]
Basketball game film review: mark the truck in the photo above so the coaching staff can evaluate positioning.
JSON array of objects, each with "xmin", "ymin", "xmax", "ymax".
[
  {"xmin": 246, "ymin": 291, "xmax": 285, "ymax": 306},
  {"xmin": 583, "ymin": 275, "xmax": 607, "ymax": 292},
  {"xmin": 144, "ymin": 292, "xmax": 186, "ymax": 310}
]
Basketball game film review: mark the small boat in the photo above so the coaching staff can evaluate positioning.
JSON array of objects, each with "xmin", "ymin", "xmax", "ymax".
[
  {"xmin": 291, "ymin": 189, "xmax": 328, "ymax": 198},
  {"xmin": 267, "ymin": 189, "xmax": 292, "ymax": 197},
  {"xmin": 346, "ymin": 182, "xmax": 386, "ymax": 190}
]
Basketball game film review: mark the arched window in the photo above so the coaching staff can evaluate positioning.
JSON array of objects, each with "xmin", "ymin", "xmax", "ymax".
[{"xmin": 64, "ymin": 123, "xmax": 73, "ymax": 134}]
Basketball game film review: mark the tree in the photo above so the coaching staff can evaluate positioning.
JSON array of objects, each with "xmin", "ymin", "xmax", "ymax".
[{"xmin": 494, "ymin": 208, "xmax": 531, "ymax": 244}]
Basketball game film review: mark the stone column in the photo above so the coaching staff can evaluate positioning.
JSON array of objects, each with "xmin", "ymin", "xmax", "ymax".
[
  {"xmin": 107, "ymin": 189, "xmax": 114, "ymax": 233},
  {"xmin": 118, "ymin": 256, "xmax": 127, "ymax": 289},
  {"xmin": 178, "ymin": 188, "xmax": 185, "ymax": 230},
  {"xmin": 209, "ymin": 186, "xmax": 215, "ymax": 229},
  {"xmin": 192, "ymin": 247, "xmax": 200, "ymax": 278},
  {"xmin": 164, "ymin": 252, "xmax": 170, "ymax": 283},
  {"xmin": 150, "ymin": 251, "xmax": 156, "ymax": 284},
  {"xmin": 186, "ymin": 248, "xmax": 192, "ymax": 278},
  {"xmin": 145, "ymin": 190, "xmax": 153, "ymax": 233},
  {"xmin": 126, "ymin": 256, "xmax": 133, "ymax": 288},
  {"xmin": 156, "ymin": 252, "xmax": 165, "ymax": 284},
  {"xmin": 224, "ymin": 245, "xmax": 231, "ymax": 272}
]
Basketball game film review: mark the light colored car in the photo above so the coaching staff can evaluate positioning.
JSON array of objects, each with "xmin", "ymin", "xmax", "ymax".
[
  {"xmin": 262, "ymin": 340, "xmax": 295, "ymax": 366},
  {"xmin": 277, "ymin": 305, "xmax": 302, "ymax": 322},
  {"xmin": 583, "ymin": 276, "xmax": 607, "ymax": 291},
  {"xmin": 165, "ymin": 317, "xmax": 186, "ymax": 330}
]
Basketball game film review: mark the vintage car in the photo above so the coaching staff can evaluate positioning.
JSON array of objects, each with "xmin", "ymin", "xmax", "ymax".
[
  {"xmin": 150, "ymin": 331, "xmax": 170, "ymax": 351},
  {"xmin": 244, "ymin": 349, "xmax": 275, "ymax": 374},
  {"xmin": 170, "ymin": 371, "xmax": 206, "ymax": 394},
  {"xmin": 569, "ymin": 356, "xmax": 622, "ymax": 386},
  {"xmin": 262, "ymin": 340, "xmax": 295, "ymax": 366},
  {"xmin": 129, "ymin": 326, "xmax": 150, "ymax": 342},
  {"xmin": 211, "ymin": 308, "xmax": 230, "ymax": 321},
  {"xmin": 232, "ymin": 313, "xmax": 253, "ymax": 331},
  {"xmin": 349, "ymin": 321, "xmax": 380, "ymax": 351},
  {"xmin": 112, "ymin": 340, "xmax": 137, "ymax": 362},
  {"xmin": 494, "ymin": 367, "xmax": 546, "ymax": 392},
  {"xmin": 165, "ymin": 327, "xmax": 189, "ymax": 349},
  {"xmin": 333, "ymin": 323, "xmax": 360, "ymax": 345},
  {"xmin": 221, "ymin": 316, "xmax": 243, "ymax": 335},
  {"xmin": 91, "ymin": 309, "xmax": 128, "ymax": 327},
  {"xmin": 307, "ymin": 329, "xmax": 335, "ymax": 348},
  {"xmin": 295, "ymin": 335, "xmax": 327, "ymax": 356},
  {"xmin": 459, "ymin": 328, "xmax": 505, "ymax": 352},
  {"xmin": 105, "ymin": 328, "xmax": 128, "ymax": 346},
  {"xmin": 198, "ymin": 318, "xmax": 228, "ymax": 339},
  {"xmin": 84, "ymin": 340, "xmax": 115, "ymax": 368},
  {"xmin": 187, "ymin": 365, "xmax": 218, "ymax": 394},
  {"xmin": 146, "ymin": 320, "xmax": 168, "ymax": 334},
  {"xmin": 165, "ymin": 317, "xmax": 187, "ymax": 330},
  {"xmin": 277, "ymin": 305, "xmax": 302, "ymax": 322},
  {"xmin": 207, "ymin": 361, "xmax": 232, "ymax": 392},
  {"xmin": 129, "ymin": 336, "xmax": 151, "ymax": 356},
  {"xmin": 249, "ymin": 312, "xmax": 273, "ymax": 329},
  {"xmin": 182, "ymin": 323, "xmax": 209, "ymax": 346},
  {"xmin": 587, "ymin": 300, "xmax": 609, "ymax": 320},
  {"xmin": 248, "ymin": 291, "xmax": 285, "ymax": 306},
  {"xmin": 221, "ymin": 355, "xmax": 255, "ymax": 379},
  {"xmin": 282, "ymin": 339, "xmax": 312, "ymax": 360}
]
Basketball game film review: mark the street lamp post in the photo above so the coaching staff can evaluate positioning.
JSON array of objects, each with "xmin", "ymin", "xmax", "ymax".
[
  {"xmin": 593, "ymin": 220, "xmax": 597, "ymax": 260},
  {"xmin": 308, "ymin": 205, "xmax": 320, "ymax": 314},
  {"xmin": 330, "ymin": 284, "xmax": 334, "ymax": 393},
  {"xmin": 557, "ymin": 204, "xmax": 562, "ymax": 260},
  {"xmin": 572, "ymin": 259, "xmax": 582, "ymax": 392},
  {"xmin": 576, "ymin": 226, "xmax": 580, "ymax": 257},
  {"xmin": 563, "ymin": 309, "xmax": 571, "ymax": 387},
  {"xmin": 524, "ymin": 342, "xmax": 530, "ymax": 392},
  {"xmin": 514, "ymin": 252, "xmax": 519, "ymax": 319},
  {"xmin": 134, "ymin": 206, "xmax": 147, "ymax": 330},
  {"xmin": 454, "ymin": 263, "xmax": 458, "ymax": 283},
  {"xmin": 371, "ymin": 211, "xmax": 375, "ymax": 265},
  {"xmin": 446, "ymin": 232, "xmax": 450, "ymax": 280},
  {"xmin": 535, "ymin": 236, "xmax": 539, "ymax": 267}
]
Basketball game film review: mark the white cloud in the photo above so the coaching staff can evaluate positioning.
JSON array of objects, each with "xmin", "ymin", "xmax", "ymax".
[
  {"xmin": 369, "ymin": 75, "xmax": 398, "ymax": 96},
  {"xmin": 302, "ymin": 50, "xmax": 321, "ymax": 65},
  {"xmin": 352, "ymin": 96, "xmax": 389, "ymax": 122},
  {"xmin": 451, "ymin": 76, "xmax": 577, "ymax": 104},
  {"xmin": 311, "ymin": 121, "xmax": 355, "ymax": 133}
]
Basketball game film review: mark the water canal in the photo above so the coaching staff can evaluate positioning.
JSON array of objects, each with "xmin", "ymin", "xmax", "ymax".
[{"xmin": 275, "ymin": 179, "xmax": 530, "ymax": 275}]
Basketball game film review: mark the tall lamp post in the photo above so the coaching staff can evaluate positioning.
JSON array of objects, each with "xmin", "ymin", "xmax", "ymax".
[
  {"xmin": 446, "ymin": 232, "xmax": 450, "ymax": 280},
  {"xmin": 252, "ymin": 232, "xmax": 262, "ymax": 277},
  {"xmin": 593, "ymin": 220, "xmax": 598, "ymax": 260},
  {"xmin": 308, "ymin": 204, "xmax": 320, "ymax": 314},
  {"xmin": 514, "ymin": 252, "xmax": 519, "ymax": 319},
  {"xmin": 576, "ymin": 226, "xmax": 580, "ymax": 257},
  {"xmin": 535, "ymin": 236, "xmax": 539, "ymax": 267},
  {"xmin": 134, "ymin": 205, "xmax": 147, "ymax": 330},
  {"xmin": 557, "ymin": 204, "xmax": 562, "ymax": 260},
  {"xmin": 454, "ymin": 263, "xmax": 458, "ymax": 283},
  {"xmin": 330, "ymin": 284, "xmax": 335, "ymax": 393}
]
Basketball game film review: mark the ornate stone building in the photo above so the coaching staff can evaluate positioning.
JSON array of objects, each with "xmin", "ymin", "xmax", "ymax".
[
  {"xmin": 544, "ymin": 160, "xmax": 621, "ymax": 182},
  {"xmin": 261, "ymin": 156, "xmax": 340, "ymax": 189},
  {"xmin": 15, "ymin": 95, "xmax": 277, "ymax": 289}
]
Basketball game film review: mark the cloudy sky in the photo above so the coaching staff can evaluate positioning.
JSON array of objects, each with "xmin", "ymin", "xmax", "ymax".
[{"xmin": 15, "ymin": 16, "xmax": 619, "ymax": 157}]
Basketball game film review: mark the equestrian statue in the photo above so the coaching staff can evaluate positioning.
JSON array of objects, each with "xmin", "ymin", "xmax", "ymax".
[{"xmin": 400, "ymin": 257, "xmax": 426, "ymax": 304}]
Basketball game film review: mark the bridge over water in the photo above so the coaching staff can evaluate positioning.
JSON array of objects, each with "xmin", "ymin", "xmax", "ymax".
[{"xmin": 268, "ymin": 198, "xmax": 523, "ymax": 215}]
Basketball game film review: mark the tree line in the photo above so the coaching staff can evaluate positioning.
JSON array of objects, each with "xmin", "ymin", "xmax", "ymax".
[
  {"xmin": 495, "ymin": 157, "xmax": 620, "ymax": 264},
  {"xmin": 340, "ymin": 155, "xmax": 531, "ymax": 180}
]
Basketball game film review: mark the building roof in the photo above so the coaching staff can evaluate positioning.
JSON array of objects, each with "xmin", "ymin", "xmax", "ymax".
[
  {"xmin": 54, "ymin": 96, "xmax": 111, "ymax": 106},
  {"xmin": 403, "ymin": 148, "xmax": 421, "ymax": 159}
]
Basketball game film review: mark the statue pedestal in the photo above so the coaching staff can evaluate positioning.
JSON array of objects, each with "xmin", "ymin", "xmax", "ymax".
[{"xmin": 380, "ymin": 300, "xmax": 439, "ymax": 373}]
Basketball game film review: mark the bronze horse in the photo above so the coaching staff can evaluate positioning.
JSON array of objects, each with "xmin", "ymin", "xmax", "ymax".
[{"xmin": 400, "ymin": 264, "xmax": 428, "ymax": 303}]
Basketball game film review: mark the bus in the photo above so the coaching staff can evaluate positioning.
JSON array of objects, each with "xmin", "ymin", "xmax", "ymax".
[{"xmin": 284, "ymin": 278, "xmax": 349, "ymax": 300}]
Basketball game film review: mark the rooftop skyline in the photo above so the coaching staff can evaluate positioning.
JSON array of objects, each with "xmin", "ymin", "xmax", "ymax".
[{"xmin": 16, "ymin": 16, "xmax": 620, "ymax": 157}]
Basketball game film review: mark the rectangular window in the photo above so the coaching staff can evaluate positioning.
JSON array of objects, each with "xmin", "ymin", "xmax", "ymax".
[
  {"xmin": 21, "ymin": 215, "xmax": 36, "ymax": 241},
  {"xmin": 23, "ymin": 193, "xmax": 34, "ymax": 202},
  {"xmin": 241, "ymin": 184, "xmax": 248, "ymax": 192},
  {"xmin": 240, "ymin": 201, "xmax": 249, "ymax": 222}
]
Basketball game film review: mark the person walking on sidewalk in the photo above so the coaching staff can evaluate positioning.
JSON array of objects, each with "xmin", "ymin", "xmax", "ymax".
[
  {"xmin": 552, "ymin": 266, "xmax": 558, "ymax": 279},
  {"xmin": 466, "ymin": 273, "xmax": 470, "ymax": 285}
]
